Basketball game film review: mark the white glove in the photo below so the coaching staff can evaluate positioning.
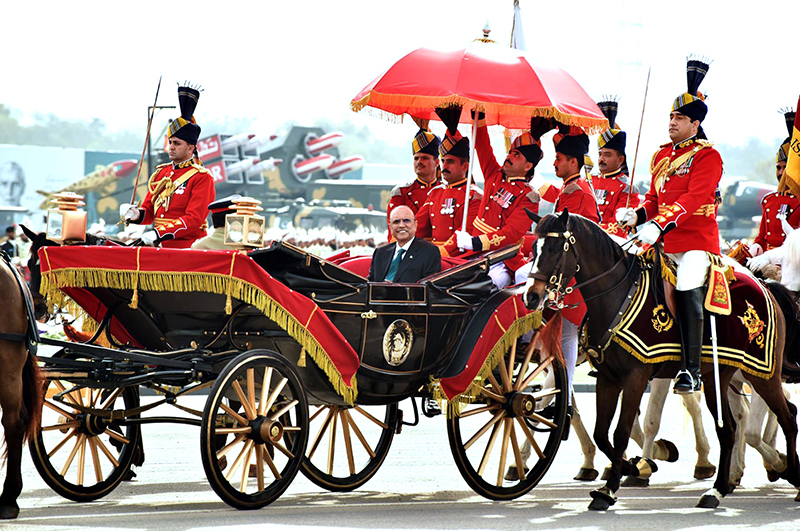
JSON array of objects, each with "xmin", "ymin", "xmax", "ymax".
[
  {"xmin": 615, "ymin": 207, "xmax": 638, "ymax": 229},
  {"xmin": 748, "ymin": 246, "xmax": 784, "ymax": 272},
  {"xmin": 456, "ymin": 231, "xmax": 474, "ymax": 251},
  {"xmin": 140, "ymin": 230, "xmax": 158, "ymax": 246},
  {"xmin": 636, "ymin": 222, "xmax": 662, "ymax": 246},
  {"xmin": 120, "ymin": 203, "xmax": 140, "ymax": 223},
  {"xmin": 748, "ymin": 242, "xmax": 763, "ymax": 256}
]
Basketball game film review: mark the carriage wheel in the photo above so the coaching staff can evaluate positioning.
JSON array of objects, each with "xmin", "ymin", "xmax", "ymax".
[
  {"xmin": 300, "ymin": 403, "xmax": 398, "ymax": 491},
  {"xmin": 201, "ymin": 350, "xmax": 309, "ymax": 510},
  {"xmin": 447, "ymin": 338, "xmax": 568, "ymax": 500},
  {"xmin": 30, "ymin": 379, "xmax": 141, "ymax": 502}
]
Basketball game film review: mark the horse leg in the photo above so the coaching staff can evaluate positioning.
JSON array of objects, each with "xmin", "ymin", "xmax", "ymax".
[
  {"xmin": 697, "ymin": 369, "xmax": 737, "ymax": 509},
  {"xmin": 746, "ymin": 389, "xmax": 789, "ymax": 482},
  {"xmin": 588, "ymin": 376, "xmax": 622, "ymax": 510},
  {"xmin": 0, "ymin": 344, "xmax": 27, "ymax": 520},
  {"xmin": 727, "ymin": 373, "xmax": 749, "ymax": 487},
  {"xmin": 571, "ymin": 395, "xmax": 599, "ymax": 481},
  {"xmin": 589, "ymin": 373, "xmax": 648, "ymax": 510},
  {"xmin": 680, "ymin": 390, "xmax": 717, "ymax": 479}
]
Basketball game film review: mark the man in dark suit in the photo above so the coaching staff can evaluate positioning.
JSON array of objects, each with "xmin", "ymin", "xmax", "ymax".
[{"xmin": 369, "ymin": 205, "xmax": 441, "ymax": 282}]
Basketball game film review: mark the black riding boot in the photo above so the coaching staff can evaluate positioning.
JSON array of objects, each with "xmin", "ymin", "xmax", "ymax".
[{"xmin": 674, "ymin": 287, "xmax": 705, "ymax": 394}]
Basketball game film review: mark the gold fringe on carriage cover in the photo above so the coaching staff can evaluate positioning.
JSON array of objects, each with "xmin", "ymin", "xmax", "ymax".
[
  {"xmin": 431, "ymin": 304, "xmax": 542, "ymax": 418},
  {"xmin": 39, "ymin": 251, "xmax": 358, "ymax": 405}
]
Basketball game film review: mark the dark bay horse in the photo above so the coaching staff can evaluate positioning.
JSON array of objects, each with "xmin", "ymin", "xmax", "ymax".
[
  {"xmin": 523, "ymin": 210, "xmax": 800, "ymax": 510},
  {"xmin": 0, "ymin": 253, "xmax": 43, "ymax": 519}
]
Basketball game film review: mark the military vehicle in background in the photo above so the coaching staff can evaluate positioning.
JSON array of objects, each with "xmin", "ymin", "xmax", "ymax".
[{"xmin": 170, "ymin": 125, "xmax": 393, "ymax": 234}]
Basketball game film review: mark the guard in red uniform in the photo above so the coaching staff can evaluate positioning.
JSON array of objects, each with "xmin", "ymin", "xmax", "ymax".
[
  {"xmin": 750, "ymin": 109, "xmax": 799, "ymax": 254},
  {"xmin": 593, "ymin": 99, "xmax": 639, "ymax": 237},
  {"xmin": 120, "ymin": 85, "xmax": 215, "ymax": 248},
  {"xmin": 454, "ymin": 109, "xmax": 552, "ymax": 287},
  {"xmin": 522, "ymin": 130, "xmax": 599, "ymax": 413},
  {"xmin": 386, "ymin": 128, "xmax": 441, "ymax": 231},
  {"xmin": 415, "ymin": 123, "xmax": 482, "ymax": 257},
  {"xmin": 618, "ymin": 58, "xmax": 723, "ymax": 393}
]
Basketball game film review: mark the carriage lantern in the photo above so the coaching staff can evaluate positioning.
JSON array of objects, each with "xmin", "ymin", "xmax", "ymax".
[
  {"xmin": 224, "ymin": 197, "xmax": 265, "ymax": 249},
  {"xmin": 46, "ymin": 192, "xmax": 87, "ymax": 244}
]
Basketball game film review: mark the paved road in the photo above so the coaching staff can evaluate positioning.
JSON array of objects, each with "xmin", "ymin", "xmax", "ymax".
[{"xmin": 7, "ymin": 389, "xmax": 800, "ymax": 531}]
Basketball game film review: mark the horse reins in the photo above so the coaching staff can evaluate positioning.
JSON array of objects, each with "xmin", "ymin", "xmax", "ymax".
[{"xmin": 530, "ymin": 220, "xmax": 639, "ymax": 310}]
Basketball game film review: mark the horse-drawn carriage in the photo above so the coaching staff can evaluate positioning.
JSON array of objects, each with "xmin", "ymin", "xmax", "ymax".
[{"xmin": 27, "ymin": 240, "xmax": 568, "ymax": 509}]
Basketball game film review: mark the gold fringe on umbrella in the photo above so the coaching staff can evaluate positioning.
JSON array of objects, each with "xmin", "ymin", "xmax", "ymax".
[
  {"xmin": 40, "ymin": 265, "xmax": 359, "ymax": 405},
  {"xmin": 351, "ymin": 93, "xmax": 609, "ymax": 135}
]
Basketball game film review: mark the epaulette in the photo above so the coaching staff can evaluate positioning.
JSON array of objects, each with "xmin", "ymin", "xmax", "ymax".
[
  {"xmin": 470, "ymin": 184, "xmax": 483, "ymax": 196},
  {"xmin": 563, "ymin": 181, "xmax": 582, "ymax": 194},
  {"xmin": 157, "ymin": 162, "xmax": 170, "ymax": 169},
  {"xmin": 191, "ymin": 163, "xmax": 209, "ymax": 173},
  {"xmin": 695, "ymin": 139, "xmax": 714, "ymax": 148},
  {"xmin": 526, "ymin": 187, "xmax": 541, "ymax": 203},
  {"xmin": 390, "ymin": 184, "xmax": 404, "ymax": 197}
]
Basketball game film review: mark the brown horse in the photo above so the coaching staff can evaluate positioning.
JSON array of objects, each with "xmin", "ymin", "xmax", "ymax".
[
  {"xmin": 0, "ymin": 253, "xmax": 44, "ymax": 519},
  {"xmin": 523, "ymin": 210, "xmax": 800, "ymax": 510}
]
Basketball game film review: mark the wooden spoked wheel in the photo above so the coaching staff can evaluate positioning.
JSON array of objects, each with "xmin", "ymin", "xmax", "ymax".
[
  {"xmin": 201, "ymin": 350, "xmax": 308, "ymax": 510},
  {"xmin": 30, "ymin": 379, "xmax": 141, "ymax": 501},
  {"xmin": 447, "ymin": 338, "xmax": 568, "ymax": 500},
  {"xmin": 300, "ymin": 403, "xmax": 398, "ymax": 491}
]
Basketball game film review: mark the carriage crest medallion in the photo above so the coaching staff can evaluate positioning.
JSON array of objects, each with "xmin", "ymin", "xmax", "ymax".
[{"xmin": 383, "ymin": 320, "xmax": 414, "ymax": 366}]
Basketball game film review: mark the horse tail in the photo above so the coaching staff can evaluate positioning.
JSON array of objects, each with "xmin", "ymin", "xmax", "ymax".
[
  {"xmin": 764, "ymin": 280, "xmax": 800, "ymax": 382},
  {"xmin": 21, "ymin": 352, "xmax": 44, "ymax": 444}
]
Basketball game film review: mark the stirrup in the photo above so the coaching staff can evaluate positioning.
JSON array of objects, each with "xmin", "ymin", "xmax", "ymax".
[{"xmin": 673, "ymin": 370, "xmax": 701, "ymax": 394}]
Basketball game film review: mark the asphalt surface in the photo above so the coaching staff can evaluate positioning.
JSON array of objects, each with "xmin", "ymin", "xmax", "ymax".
[{"xmin": 6, "ymin": 386, "xmax": 800, "ymax": 531}]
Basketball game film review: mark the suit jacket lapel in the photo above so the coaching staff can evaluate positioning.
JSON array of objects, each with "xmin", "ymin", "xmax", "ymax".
[
  {"xmin": 382, "ymin": 243, "xmax": 398, "ymax": 281},
  {"xmin": 393, "ymin": 238, "xmax": 417, "ymax": 281}
]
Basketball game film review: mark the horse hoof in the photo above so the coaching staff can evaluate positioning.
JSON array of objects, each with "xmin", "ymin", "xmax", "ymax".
[
  {"xmin": 766, "ymin": 469, "xmax": 780, "ymax": 482},
  {"xmin": 504, "ymin": 466, "xmax": 529, "ymax": 481},
  {"xmin": 0, "ymin": 505, "xmax": 19, "ymax": 520},
  {"xmin": 588, "ymin": 487, "xmax": 617, "ymax": 511},
  {"xmin": 621, "ymin": 475, "xmax": 649, "ymax": 488},
  {"xmin": 574, "ymin": 468, "xmax": 599, "ymax": 481},
  {"xmin": 694, "ymin": 465, "xmax": 716, "ymax": 480},
  {"xmin": 655, "ymin": 439, "xmax": 679, "ymax": 463},
  {"xmin": 696, "ymin": 493, "xmax": 721, "ymax": 509},
  {"xmin": 600, "ymin": 467, "xmax": 612, "ymax": 481},
  {"xmin": 794, "ymin": 491, "xmax": 800, "ymax": 502}
]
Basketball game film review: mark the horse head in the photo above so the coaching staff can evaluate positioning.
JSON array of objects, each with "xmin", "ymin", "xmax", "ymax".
[
  {"xmin": 522, "ymin": 209, "xmax": 583, "ymax": 311},
  {"xmin": 20, "ymin": 225, "xmax": 109, "ymax": 321}
]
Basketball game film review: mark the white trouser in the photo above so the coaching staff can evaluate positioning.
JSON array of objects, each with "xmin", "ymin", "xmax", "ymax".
[
  {"xmin": 666, "ymin": 250, "xmax": 710, "ymax": 290},
  {"xmin": 562, "ymin": 317, "xmax": 579, "ymax": 406},
  {"xmin": 514, "ymin": 261, "xmax": 534, "ymax": 285},
  {"xmin": 489, "ymin": 262, "xmax": 513, "ymax": 289}
]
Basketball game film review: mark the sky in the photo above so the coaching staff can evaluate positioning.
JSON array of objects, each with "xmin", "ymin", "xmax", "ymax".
[{"xmin": 3, "ymin": 0, "xmax": 800, "ymax": 162}]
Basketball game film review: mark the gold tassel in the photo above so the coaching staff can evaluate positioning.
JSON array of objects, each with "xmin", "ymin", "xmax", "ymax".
[{"xmin": 298, "ymin": 348, "xmax": 307, "ymax": 367}]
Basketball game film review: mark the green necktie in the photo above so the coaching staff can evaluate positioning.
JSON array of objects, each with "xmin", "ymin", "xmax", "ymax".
[{"xmin": 385, "ymin": 248, "xmax": 406, "ymax": 282}]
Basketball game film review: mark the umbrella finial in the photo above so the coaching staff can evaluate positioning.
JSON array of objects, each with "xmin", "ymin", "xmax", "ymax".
[{"xmin": 483, "ymin": 21, "xmax": 491, "ymax": 39}]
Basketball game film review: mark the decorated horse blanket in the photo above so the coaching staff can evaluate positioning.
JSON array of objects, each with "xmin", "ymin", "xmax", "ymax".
[{"xmin": 607, "ymin": 265, "xmax": 778, "ymax": 379}]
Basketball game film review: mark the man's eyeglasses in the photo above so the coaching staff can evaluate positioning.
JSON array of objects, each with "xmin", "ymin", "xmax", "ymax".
[{"xmin": 391, "ymin": 218, "xmax": 413, "ymax": 225}]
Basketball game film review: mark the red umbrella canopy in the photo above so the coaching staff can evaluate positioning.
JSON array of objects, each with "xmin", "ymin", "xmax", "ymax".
[{"xmin": 351, "ymin": 39, "xmax": 608, "ymax": 134}]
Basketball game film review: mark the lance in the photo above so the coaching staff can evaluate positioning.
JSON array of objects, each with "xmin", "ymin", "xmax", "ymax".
[
  {"xmin": 626, "ymin": 67, "xmax": 651, "ymax": 210},
  {"xmin": 129, "ymin": 76, "xmax": 163, "ymax": 209}
]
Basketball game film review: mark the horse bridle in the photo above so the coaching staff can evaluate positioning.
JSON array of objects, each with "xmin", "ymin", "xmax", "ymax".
[{"xmin": 530, "ymin": 220, "xmax": 637, "ymax": 310}]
